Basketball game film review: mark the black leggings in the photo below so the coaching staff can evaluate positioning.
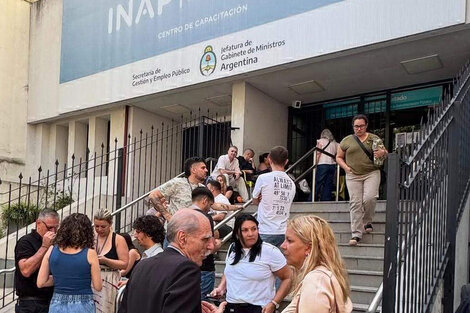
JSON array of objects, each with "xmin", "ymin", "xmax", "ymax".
[{"xmin": 225, "ymin": 303, "xmax": 262, "ymax": 313}]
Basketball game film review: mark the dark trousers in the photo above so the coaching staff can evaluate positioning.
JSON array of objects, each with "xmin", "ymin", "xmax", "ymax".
[
  {"xmin": 315, "ymin": 164, "xmax": 336, "ymax": 201},
  {"xmin": 225, "ymin": 303, "xmax": 262, "ymax": 313},
  {"xmin": 15, "ymin": 299, "xmax": 49, "ymax": 313}
]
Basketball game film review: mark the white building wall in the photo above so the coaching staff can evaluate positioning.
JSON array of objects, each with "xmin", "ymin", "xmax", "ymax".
[
  {"xmin": 231, "ymin": 81, "xmax": 288, "ymax": 156},
  {"xmin": 28, "ymin": 0, "xmax": 62, "ymax": 122},
  {"xmin": 0, "ymin": 0, "xmax": 30, "ymax": 183}
]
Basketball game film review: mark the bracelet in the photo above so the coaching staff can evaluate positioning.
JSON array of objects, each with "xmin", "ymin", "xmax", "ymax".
[
  {"xmin": 271, "ymin": 300, "xmax": 280, "ymax": 309},
  {"xmin": 41, "ymin": 245, "xmax": 48, "ymax": 249}
]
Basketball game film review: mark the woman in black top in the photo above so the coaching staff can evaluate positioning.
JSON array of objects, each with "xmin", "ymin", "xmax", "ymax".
[{"xmin": 93, "ymin": 208, "xmax": 129, "ymax": 313}]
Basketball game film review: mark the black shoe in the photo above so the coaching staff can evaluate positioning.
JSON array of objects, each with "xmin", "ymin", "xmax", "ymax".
[
  {"xmin": 349, "ymin": 237, "xmax": 361, "ymax": 246},
  {"xmin": 364, "ymin": 224, "xmax": 373, "ymax": 233}
]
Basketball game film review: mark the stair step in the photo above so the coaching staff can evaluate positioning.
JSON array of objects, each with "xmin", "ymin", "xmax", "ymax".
[
  {"xmin": 335, "ymin": 231, "xmax": 385, "ymax": 245},
  {"xmin": 328, "ymin": 221, "xmax": 386, "ymax": 233},
  {"xmin": 290, "ymin": 209, "xmax": 385, "ymax": 223},
  {"xmin": 353, "ymin": 302, "xmax": 381, "ymax": 313},
  {"xmin": 350, "ymin": 285, "xmax": 380, "ymax": 305},
  {"xmin": 348, "ymin": 269, "xmax": 383, "ymax": 288},
  {"xmin": 342, "ymin": 255, "xmax": 384, "ymax": 272},
  {"xmin": 337, "ymin": 243, "xmax": 384, "ymax": 258}
]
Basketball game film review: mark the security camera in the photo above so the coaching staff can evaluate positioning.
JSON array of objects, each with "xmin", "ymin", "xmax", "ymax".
[{"xmin": 292, "ymin": 100, "xmax": 302, "ymax": 109}]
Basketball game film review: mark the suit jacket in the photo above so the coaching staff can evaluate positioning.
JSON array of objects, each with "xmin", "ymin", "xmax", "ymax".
[{"xmin": 118, "ymin": 247, "xmax": 202, "ymax": 313}]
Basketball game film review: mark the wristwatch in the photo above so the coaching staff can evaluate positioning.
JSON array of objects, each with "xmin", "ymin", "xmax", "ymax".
[{"xmin": 271, "ymin": 300, "xmax": 280, "ymax": 309}]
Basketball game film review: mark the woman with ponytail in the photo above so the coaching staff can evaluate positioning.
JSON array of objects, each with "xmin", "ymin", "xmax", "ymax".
[{"xmin": 281, "ymin": 215, "xmax": 352, "ymax": 313}]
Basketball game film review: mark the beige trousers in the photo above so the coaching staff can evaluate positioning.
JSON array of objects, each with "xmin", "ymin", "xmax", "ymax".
[{"xmin": 345, "ymin": 170, "xmax": 380, "ymax": 238}]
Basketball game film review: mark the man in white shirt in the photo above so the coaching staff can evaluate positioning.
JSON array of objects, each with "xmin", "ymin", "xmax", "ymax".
[
  {"xmin": 252, "ymin": 146, "xmax": 296, "ymax": 249},
  {"xmin": 210, "ymin": 146, "xmax": 249, "ymax": 201},
  {"xmin": 132, "ymin": 215, "xmax": 165, "ymax": 259},
  {"xmin": 207, "ymin": 180, "xmax": 233, "ymax": 238}
]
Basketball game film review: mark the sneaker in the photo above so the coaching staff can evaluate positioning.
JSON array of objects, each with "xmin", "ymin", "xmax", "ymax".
[
  {"xmin": 364, "ymin": 224, "xmax": 373, "ymax": 234},
  {"xmin": 349, "ymin": 237, "xmax": 361, "ymax": 246}
]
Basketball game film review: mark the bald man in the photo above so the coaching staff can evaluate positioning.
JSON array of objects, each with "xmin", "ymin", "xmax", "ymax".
[{"xmin": 119, "ymin": 209, "xmax": 225, "ymax": 313}]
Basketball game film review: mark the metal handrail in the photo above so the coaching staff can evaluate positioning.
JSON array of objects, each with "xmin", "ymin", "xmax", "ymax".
[
  {"xmin": 365, "ymin": 61, "xmax": 470, "ymax": 313},
  {"xmin": 0, "ymin": 267, "xmax": 15, "ymax": 275},
  {"xmin": 109, "ymin": 172, "xmax": 184, "ymax": 219},
  {"xmin": 0, "ymin": 174, "xmax": 186, "ymax": 279},
  {"xmin": 366, "ymin": 283, "xmax": 383, "ymax": 313},
  {"xmin": 213, "ymin": 145, "xmax": 338, "ymax": 242}
]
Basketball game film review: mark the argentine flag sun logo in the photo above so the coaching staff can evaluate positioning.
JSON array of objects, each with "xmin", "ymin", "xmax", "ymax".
[{"xmin": 200, "ymin": 45, "xmax": 217, "ymax": 76}]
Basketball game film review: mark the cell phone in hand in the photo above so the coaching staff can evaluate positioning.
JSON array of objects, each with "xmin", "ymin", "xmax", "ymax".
[{"xmin": 205, "ymin": 295, "xmax": 225, "ymax": 304}]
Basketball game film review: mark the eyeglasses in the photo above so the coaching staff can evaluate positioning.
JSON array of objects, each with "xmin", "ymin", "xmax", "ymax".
[
  {"xmin": 353, "ymin": 124, "xmax": 367, "ymax": 129},
  {"xmin": 39, "ymin": 220, "xmax": 58, "ymax": 232}
]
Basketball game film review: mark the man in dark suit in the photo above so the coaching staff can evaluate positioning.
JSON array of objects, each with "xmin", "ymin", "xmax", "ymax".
[{"xmin": 118, "ymin": 208, "xmax": 225, "ymax": 313}]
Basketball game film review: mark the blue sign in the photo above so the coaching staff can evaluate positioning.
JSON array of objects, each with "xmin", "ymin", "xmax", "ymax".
[{"xmin": 60, "ymin": 0, "xmax": 342, "ymax": 83}]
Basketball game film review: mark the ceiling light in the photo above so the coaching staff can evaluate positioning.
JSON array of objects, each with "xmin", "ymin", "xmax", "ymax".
[
  {"xmin": 288, "ymin": 80, "xmax": 325, "ymax": 95},
  {"xmin": 401, "ymin": 54, "xmax": 443, "ymax": 74},
  {"xmin": 206, "ymin": 94, "xmax": 232, "ymax": 107},
  {"xmin": 160, "ymin": 104, "xmax": 191, "ymax": 114}
]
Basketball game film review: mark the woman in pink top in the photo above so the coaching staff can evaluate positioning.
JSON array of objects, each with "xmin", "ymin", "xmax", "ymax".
[{"xmin": 281, "ymin": 215, "xmax": 352, "ymax": 313}]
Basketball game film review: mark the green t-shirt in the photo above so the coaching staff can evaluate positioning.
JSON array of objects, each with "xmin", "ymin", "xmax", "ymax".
[{"xmin": 340, "ymin": 134, "xmax": 382, "ymax": 175}]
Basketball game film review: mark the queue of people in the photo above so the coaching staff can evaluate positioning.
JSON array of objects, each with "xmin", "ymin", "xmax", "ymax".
[{"xmin": 13, "ymin": 115, "xmax": 388, "ymax": 312}]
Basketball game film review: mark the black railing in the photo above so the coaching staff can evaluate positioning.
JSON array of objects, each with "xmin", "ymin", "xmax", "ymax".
[
  {"xmin": 0, "ymin": 110, "xmax": 231, "ymax": 309},
  {"xmin": 379, "ymin": 61, "xmax": 470, "ymax": 313}
]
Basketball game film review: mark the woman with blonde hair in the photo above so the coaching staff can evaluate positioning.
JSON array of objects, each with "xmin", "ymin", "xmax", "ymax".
[
  {"xmin": 93, "ymin": 208, "xmax": 129, "ymax": 313},
  {"xmin": 281, "ymin": 215, "xmax": 352, "ymax": 313}
]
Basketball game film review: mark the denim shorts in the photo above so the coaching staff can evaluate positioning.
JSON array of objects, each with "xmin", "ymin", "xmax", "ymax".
[{"xmin": 49, "ymin": 293, "xmax": 95, "ymax": 313}]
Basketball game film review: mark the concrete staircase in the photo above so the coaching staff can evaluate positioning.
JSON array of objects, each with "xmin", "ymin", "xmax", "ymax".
[{"xmin": 215, "ymin": 201, "xmax": 386, "ymax": 313}]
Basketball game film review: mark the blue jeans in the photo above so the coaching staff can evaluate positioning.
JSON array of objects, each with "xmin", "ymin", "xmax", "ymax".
[
  {"xmin": 49, "ymin": 294, "xmax": 94, "ymax": 313},
  {"xmin": 315, "ymin": 164, "xmax": 336, "ymax": 201},
  {"xmin": 260, "ymin": 234, "xmax": 285, "ymax": 249},
  {"xmin": 201, "ymin": 271, "xmax": 215, "ymax": 301}
]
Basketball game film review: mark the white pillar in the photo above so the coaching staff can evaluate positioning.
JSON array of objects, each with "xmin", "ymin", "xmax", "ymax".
[{"xmin": 231, "ymin": 81, "xmax": 289, "ymax": 156}]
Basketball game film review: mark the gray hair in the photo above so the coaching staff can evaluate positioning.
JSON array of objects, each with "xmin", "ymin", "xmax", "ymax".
[
  {"xmin": 166, "ymin": 210, "xmax": 201, "ymax": 243},
  {"xmin": 320, "ymin": 129, "xmax": 335, "ymax": 141},
  {"xmin": 94, "ymin": 208, "xmax": 113, "ymax": 224},
  {"xmin": 38, "ymin": 208, "xmax": 59, "ymax": 220}
]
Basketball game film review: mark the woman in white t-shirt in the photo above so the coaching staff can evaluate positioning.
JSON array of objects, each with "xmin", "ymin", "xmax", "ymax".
[
  {"xmin": 211, "ymin": 214, "xmax": 292, "ymax": 313},
  {"xmin": 315, "ymin": 129, "xmax": 339, "ymax": 201}
]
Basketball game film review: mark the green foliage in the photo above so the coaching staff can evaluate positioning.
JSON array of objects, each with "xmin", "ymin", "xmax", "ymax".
[
  {"xmin": 1, "ymin": 202, "xmax": 41, "ymax": 227},
  {"xmin": 51, "ymin": 192, "xmax": 74, "ymax": 210}
]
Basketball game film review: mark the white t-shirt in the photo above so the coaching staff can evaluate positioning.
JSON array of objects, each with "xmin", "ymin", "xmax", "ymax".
[
  {"xmin": 210, "ymin": 155, "xmax": 241, "ymax": 179},
  {"xmin": 213, "ymin": 193, "xmax": 234, "ymax": 228},
  {"xmin": 252, "ymin": 171, "xmax": 296, "ymax": 235},
  {"xmin": 224, "ymin": 242, "xmax": 286, "ymax": 306}
]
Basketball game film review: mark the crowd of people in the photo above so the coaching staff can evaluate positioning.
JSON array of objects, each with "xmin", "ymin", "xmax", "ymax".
[{"xmin": 13, "ymin": 114, "xmax": 387, "ymax": 313}]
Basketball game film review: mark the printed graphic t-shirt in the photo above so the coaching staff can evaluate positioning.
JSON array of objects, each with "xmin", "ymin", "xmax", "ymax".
[{"xmin": 252, "ymin": 171, "xmax": 296, "ymax": 235}]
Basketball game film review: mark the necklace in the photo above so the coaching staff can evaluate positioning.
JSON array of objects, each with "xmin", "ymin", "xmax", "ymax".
[{"xmin": 96, "ymin": 233, "xmax": 109, "ymax": 255}]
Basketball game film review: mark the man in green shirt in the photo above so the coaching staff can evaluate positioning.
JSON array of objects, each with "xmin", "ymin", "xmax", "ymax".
[{"xmin": 336, "ymin": 114, "xmax": 388, "ymax": 246}]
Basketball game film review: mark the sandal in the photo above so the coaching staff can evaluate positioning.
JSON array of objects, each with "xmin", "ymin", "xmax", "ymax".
[
  {"xmin": 349, "ymin": 237, "xmax": 361, "ymax": 246},
  {"xmin": 364, "ymin": 224, "xmax": 373, "ymax": 234}
]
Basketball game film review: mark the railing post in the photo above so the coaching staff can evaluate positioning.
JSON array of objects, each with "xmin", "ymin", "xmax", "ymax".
[
  {"xmin": 115, "ymin": 148, "xmax": 124, "ymax": 232},
  {"xmin": 335, "ymin": 164, "xmax": 340, "ymax": 201},
  {"xmin": 198, "ymin": 117, "xmax": 204, "ymax": 158},
  {"xmin": 382, "ymin": 153, "xmax": 400, "ymax": 313},
  {"xmin": 311, "ymin": 152, "xmax": 317, "ymax": 203},
  {"xmin": 443, "ymin": 112, "xmax": 460, "ymax": 313}
]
